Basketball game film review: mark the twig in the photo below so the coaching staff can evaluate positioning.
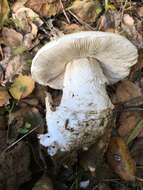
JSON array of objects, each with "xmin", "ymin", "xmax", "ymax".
[
  {"xmin": 121, "ymin": 0, "xmax": 129, "ymax": 20},
  {"xmin": 68, "ymin": 10, "xmax": 95, "ymax": 31},
  {"xmin": 136, "ymin": 177, "xmax": 143, "ymax": 182},
  {"xmin": 2, "ymin": 126, "xmax": 40, "ymax": 154},
  {"xmin": 59, "ymin": 0, "xmax": 70, "ymax": 24}
]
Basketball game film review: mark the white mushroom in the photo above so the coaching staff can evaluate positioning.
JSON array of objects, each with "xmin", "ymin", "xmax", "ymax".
[{"xmin": 31, "ymin": 31, "xmax": 138, "ymax": 156}]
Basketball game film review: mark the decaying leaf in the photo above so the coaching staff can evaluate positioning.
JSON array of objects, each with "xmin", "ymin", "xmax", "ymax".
[
  {"xmin": 121, "ymin": 14, "xmax": 143, "ymax": 48},
  {"xmin": 60, "ymin": 23, "xmax": 84, "ymax": 34},
  {"xmin": 70, "ymin": 0, "xmax": 101, "ymax": 24},
  {"xmin": 12, "ymin": 0, "xmax": 27, "ymax": 13},
  {"xmin": 2, "ymin": 27, "xmax": 23, "ymax": 48},
  {"xmin": 12, "ymin": 7, "xmax": 43, "ymax": 35},
  {"xmin": 25, "ymin": 0, "xmax": 61, "ymax": 18},
  {"xmin": 0, "ymin": 87, "xmax": 10, "ymax": 106},
  {"xmin": 9, "ymin": 106, "xmax": 44, "ymax": 134},
  {"xmin": 113, "ymin": 80, "xmax": 142, "ymax": 104},
  {"xmin": 107, "ymin": 136, "xmax": 135, "ymax": 182},
  {"xmin": 9, "ymin": 74, "xmax": 35, "ymax": 99},
  {"xmin": 131, "ymin": 137, "xmax": 143, "ymax": 179},
  {"xmin": 5, "ymin": 55, "xmax": 29, "ymax": 82},
  {"xmin": 0, "ymin": 0, "xmax": 10, "ymax": 29},
  {"xmin": 118, "ymin": 111, "xmax": 143, "ymax": 142}
]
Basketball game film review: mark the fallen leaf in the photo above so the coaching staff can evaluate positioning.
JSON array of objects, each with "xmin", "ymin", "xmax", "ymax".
[
  {"xmin": 12, "ymin": 7, "xmax": 43, "ymax": 34},
  {"xmin": 32, "ymin": 175, "xmax": 53, "ymax": 190},
  {"xmin": 23, "ymin": 33, "xmax": 34, "ymax": 49},
  {"xmin": 34, "ymin": 86, "xmax": 47, "ymax": 105},
  {"xmin": 126, "ymin": 118, "xmax": 143, "ymax": 144},
  {"xmin": 107, "ymin": 136, "xmax": 135, "ymax": 182},
  {"xmin": 0, "ymin": 87, "xmax": 10, "ymax": 106},
  {"xmin": 5, "ymin": 55, "xmax": 29, "ymax": 82},
  {"xmin": 121, "ymin": 14, "xmax": 143, "ymax": 48},
  {"xmin": 25, "ymin": 0, "xmax": 61, "ymax": 18},
  {"xmin": 2, "ymin": 27, "xmax": 23, "ymax": 48},
  {"xmin": 115, "ymin": 80, "xmax": 142, "ymax": 103},
  {"xmin": 12, "ymin": 0, "xmax": 27, "ymax": 13},
  {"xmin": 118, "ymin": 111, "xmax": 143, "ymax": 142},
  {"xmin": 71, "ymin": 0, "xmax": 101, "ymax": 24},
  {"xmin": 9, "ymin": 74, "xmax": 35, "ymax": 99},
  {"xmin": 123, "ymin": 14, "xmax": 134, "ymax": 26},
  {"xmin": 21, "ymin": 98, "xmax": 39, "ymax": 106},
  {"xmin": 60, "ymin": 23, "xmax": 84, "ymax": 34},
  {"xmin": 12, "ymin": 7, "xmax": 43, "ymax": 33},
  {"xmin": 96, "ymin": 10, "xmax": 121, "ymax": 32},
  {"xmin": 9, "ymin": 106, "xmax": 44, "ymax": 134},
  {"xmin": 138, "ymin": 7, "xmax": 143, "ymax": 17},
  {"xmin": 0, "ymin": 0, "xmax": 10, "ymax": 29},
  {"xmin": 131, "ymin": 137, "xmax": 143, "ymax": 179},
  {"xmin": 129, "ymin": 49, "xmax": 143, "ymax": 81}
]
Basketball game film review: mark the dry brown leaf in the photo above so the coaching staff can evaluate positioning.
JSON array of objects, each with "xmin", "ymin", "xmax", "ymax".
[
  {"xmin": 138, "ymin": 7, "xmax": 143, "ymax": 17},
  {"xmin": 115, "ymin": 80, "xmax": 142, "ymax": 103},
  {"xmin": 23, "ymin": 33, "xmax": 34, "ymax": 49},
  {"xmin": 96, "ymin": 10, "xmax": 121, "ymax": 32},
  {"xmin": 0, "ymin": 87, "xmax": 10, "ymax": 106},
  {"xmin": 118, "ymin": 111, "xmax": 143, "ymax": 142},
  {"xmin": 131, "ymin": 137, "xmax": 143, "ymax": 179},
  {"xmin": 121, "ymin": 14, "xmax": 143, "ymax": 48},
  {"xmin": 123, "ymin": 14, "xmax": 134, "ymax": 26},
  {"xmin": 25, "ymin": 0, "xmax": 46, "ymax": 13},
  {"xmin": 25, "ymin": 0, "xmax": 61, "ymax": 18},
  {"xmin": 2, "ymin": 27, "xmax": 23, "ymax": 48},
  {"xmin": 107, "ymin": 136, "xmax": 135, "ymax": 182},
  {"xmin": 9, "ymin": 74, "xmax": 35, "ymax": 99},
  {"xmin": 34, "ymin": 86, "xmax": 47, "ymax": 105},
  {"xmin": 12, "ymin": 7, "xmax": 43, "ymax": 34},
  {"xmin": 71, "ymin": 0, "xmax": 101, "ymax": 24},
  {"xmin": 12, "ymin": 0, "xmax": 27, "ymax": 12},
  {"xmin": 60, "ymin": 23, "xmax": 84, "ymax": 34}
]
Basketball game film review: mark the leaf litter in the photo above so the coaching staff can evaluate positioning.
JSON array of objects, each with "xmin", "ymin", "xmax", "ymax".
[{"xmin": 0, "ymin": 0, "xmax": 143, "ymax": 189}]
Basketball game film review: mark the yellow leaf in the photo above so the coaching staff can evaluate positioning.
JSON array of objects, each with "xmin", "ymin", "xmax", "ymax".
[
  {"xmin": 9, "ymin": 75, "xmax": 35, "ymax": 99},
  {"xmin": 107, "ymin": 136, "xmax": 135, "ymax": 182},
  {"xmin": 107, "ymin": 4, "xmax": 116, "ymax": 11},
  {"xmin": 0, "ymin": 87, "xmax": 10, "ymax": 106}
]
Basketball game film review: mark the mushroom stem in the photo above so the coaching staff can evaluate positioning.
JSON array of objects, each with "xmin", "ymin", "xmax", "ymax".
[
  {"xmin": 61, "ymin": 58, "xmax": 113, "ymax": 112},
  {"xmin": 39, "ymin": 58, "xmax": 114, "ymax": 155}
]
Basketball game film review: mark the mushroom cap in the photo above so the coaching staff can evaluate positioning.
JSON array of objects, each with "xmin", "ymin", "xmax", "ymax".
[{"xmin": 31, "ymin": 31, "xmax": 138, "ymax": 89}]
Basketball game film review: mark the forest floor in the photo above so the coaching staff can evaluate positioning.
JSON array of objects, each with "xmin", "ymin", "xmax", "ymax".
[{"xmin": 1, "ymin": 0, "xmax": 143, "ymax": 189}]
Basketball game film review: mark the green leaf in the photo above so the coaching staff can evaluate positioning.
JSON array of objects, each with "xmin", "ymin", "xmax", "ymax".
[
  {"xmin": 96, "ymin": 8, "xmax": 102, "ymax": 14},
  {"xmin": 18, "ymin": 128, "xmax": 29, "ymax": 134},
  {"xmin": 26, "ymin": 111, "xmax": 43, "ymax": 127},
  {"xmin": 25, "ymin": 122, "xmax": 31, "ymax": 129}
]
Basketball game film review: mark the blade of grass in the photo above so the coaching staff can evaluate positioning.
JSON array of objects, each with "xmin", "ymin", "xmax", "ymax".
[
  {"xmin": 105, "ymin": 0, "xmax": 108, "ymax": 12},
  {"xmin": 126, "ymin": 118, "xmax": 143, "ymax": 145}
]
